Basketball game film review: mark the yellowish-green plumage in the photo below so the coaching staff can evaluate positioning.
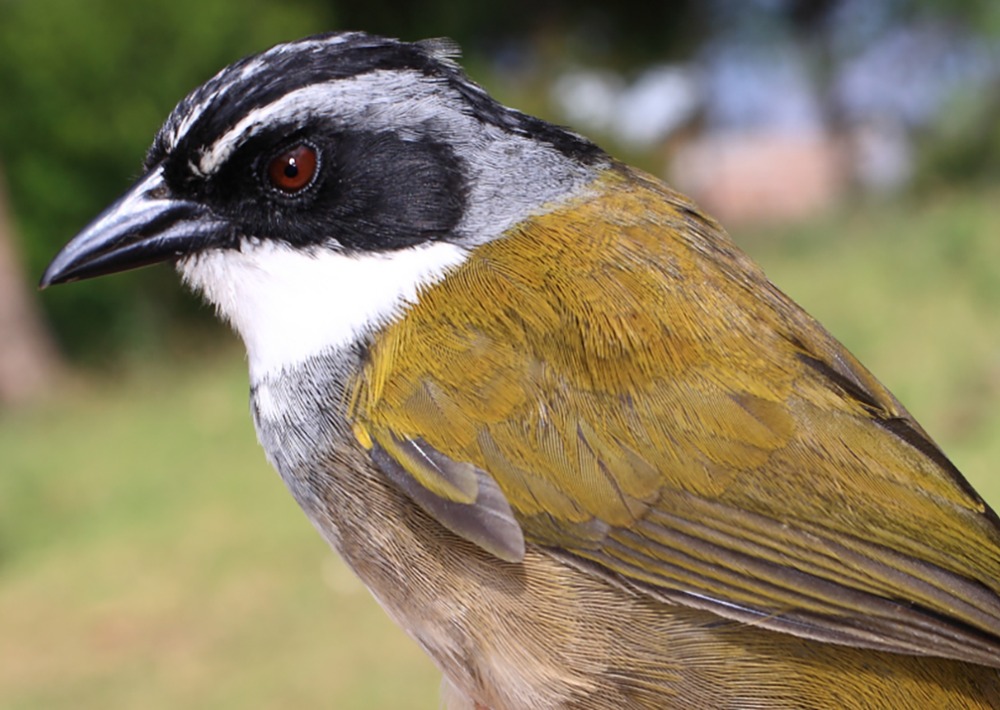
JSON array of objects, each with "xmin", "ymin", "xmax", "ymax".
[
  {"xmin": 349, "ymin": 164, "xmax": 1000, "ymax": 707},
  {"xmin": 42, "ymin": 31, "xmax": 1000, "ymax": 708}
]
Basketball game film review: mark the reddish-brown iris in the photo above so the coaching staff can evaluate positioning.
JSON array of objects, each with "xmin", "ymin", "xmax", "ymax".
[{"xmin": 266, "ymin": 144, "xmax": 318, "ymax": 194}]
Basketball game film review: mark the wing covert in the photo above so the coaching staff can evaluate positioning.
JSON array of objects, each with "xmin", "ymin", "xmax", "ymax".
[{"xmin": 351, "ymin": 167, "xmax": 1000, "ymax": 666}]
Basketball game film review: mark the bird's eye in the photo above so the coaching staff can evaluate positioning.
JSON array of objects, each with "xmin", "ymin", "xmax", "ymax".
[{"xmin": 266, "ymin": 143, "xmax": 319, "ymax": 194}]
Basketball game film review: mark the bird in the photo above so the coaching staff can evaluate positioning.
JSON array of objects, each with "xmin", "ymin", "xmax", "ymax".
[{"xmin": 41, "ymin": 31, "xmax": 1000, "ymax": 709}]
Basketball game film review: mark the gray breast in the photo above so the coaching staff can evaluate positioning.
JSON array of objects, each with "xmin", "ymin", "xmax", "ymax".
[{"xmin": 249, "ymin": 350, "xmax": 363, "ymax": 539}]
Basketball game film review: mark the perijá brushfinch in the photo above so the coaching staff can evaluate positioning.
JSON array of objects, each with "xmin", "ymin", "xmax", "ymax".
[{"xmin": 42, "ymin": 32, "xmax": 1000, "ymax": 709}]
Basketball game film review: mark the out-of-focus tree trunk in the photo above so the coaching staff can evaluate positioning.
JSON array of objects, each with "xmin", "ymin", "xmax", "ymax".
[{"xmin": 0, "ymin": 163, "xmax": 64, "ymax": 405}]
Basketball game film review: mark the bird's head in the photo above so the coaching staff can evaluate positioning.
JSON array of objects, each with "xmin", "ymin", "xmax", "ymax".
[{"xmin": 42, "ymin": 32, "xmax": 606, "ymax": 380}]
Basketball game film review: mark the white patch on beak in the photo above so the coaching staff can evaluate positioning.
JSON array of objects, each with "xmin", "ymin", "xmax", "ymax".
[{"xmin": 178, "ymin": 239, "xmax": 468, "ymax": 382}]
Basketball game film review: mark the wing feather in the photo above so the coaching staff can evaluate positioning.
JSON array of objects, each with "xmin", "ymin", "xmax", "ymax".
[{"xmin": 353, "ymin": 166, "xmax": 1000, "ymax": 666}]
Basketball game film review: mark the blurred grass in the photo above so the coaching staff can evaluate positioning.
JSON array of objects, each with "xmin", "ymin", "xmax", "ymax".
[
  {"xmin": 0, "ymin": 352, "xmax": 440, "ymax": 709},
  {"xmin": 2, "ymin": 186, "xmax": 1000, "ymax": 708}
]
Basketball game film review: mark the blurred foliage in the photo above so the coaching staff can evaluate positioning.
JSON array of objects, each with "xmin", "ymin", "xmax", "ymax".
[
  {"xmin": 914, "ymin": 0, "xmax": 1000, "ymax": 34},
  {"xmin": 335, "ymin": 0, "xmax": 706, "ymax": 68},
  {"xmin": 914, "ymin": 82, "xmax": 1000, "ymax": 189},
  {"xmin": 0, "ymin": 0, "xmax": 332, "ymax": 361}
]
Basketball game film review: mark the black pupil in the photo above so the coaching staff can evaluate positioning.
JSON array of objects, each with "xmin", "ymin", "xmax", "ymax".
[{"xmin": 284, "ymin": 159, "xmax": 299, "ymax": 178}]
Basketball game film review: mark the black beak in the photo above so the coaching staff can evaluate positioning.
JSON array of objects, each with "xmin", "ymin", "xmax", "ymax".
[{"xmin": 40, "ymin": 166, "xmax": 226, "ymax": 288}]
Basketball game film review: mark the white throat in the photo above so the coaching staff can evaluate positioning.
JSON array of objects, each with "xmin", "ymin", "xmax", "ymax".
[{"xmin": 178, "ymin": 240, "xmax": 468, "ymax": 382}]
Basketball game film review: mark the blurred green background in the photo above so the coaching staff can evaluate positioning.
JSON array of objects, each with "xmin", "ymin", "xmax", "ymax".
[{"xmin": 2, "ymin": 1, "xmax": 1000, "ymax": 708}]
